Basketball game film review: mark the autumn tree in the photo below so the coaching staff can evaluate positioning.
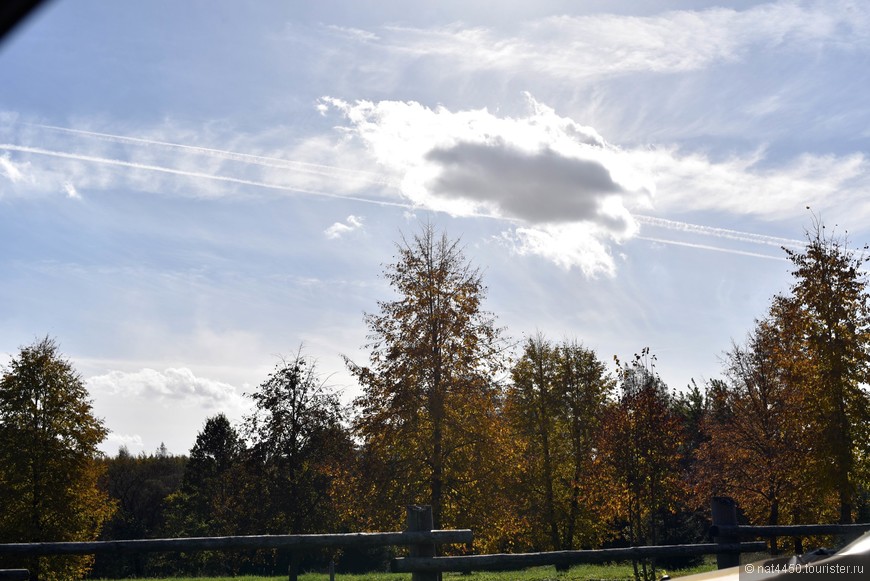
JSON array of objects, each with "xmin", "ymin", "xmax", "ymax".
[
  {"xmin": 597, "ymin": 349, "xmax": 686, "ymax": 581},
  {"xmin": 782, "ymin": 222, "xmax": 870, "ymax": 524},
  {"xmin": 0, "ymin": 337, "xmax": 115, "ymax": 581},
  {"xmin": 505, "ymin": 335, "xmax": 612, "ymax": 552},
  {"xmin": 696, "ymin": 302, "xmax": 822, "ymax": 552},
  {"xmin": 695, "ymin": 221, "xmax": 870, "ymax": 544},
  {"xmin": 347, "ymin": 224, "xmax": 506, "ymax": 538}
]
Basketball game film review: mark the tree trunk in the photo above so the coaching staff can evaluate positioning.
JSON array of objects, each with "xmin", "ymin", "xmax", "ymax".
[
  {"xmin": 565, "ymin": 459, "xmax": 583, "ymax": 550},
  {"xmin": 430, "ymin": 386, "xmax": 444, "ymax": 530},
  {"xmin": 540, "ymin": 421, "xmax": 559, "ymax": 551},
  {"xmin": 768, "ymin": 496, "xmax": 779, "ymax": 554},
  {"xmin": 431, "ymin": 426, "xmax": 443, "ymax": 530}
]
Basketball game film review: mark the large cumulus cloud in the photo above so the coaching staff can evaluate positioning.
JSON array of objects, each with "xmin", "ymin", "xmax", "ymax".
[{"xmin": 324, "ymin": 94, "xmax": 653, "ymax": 276}]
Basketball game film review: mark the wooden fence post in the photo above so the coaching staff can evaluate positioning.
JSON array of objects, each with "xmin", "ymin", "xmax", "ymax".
[
  {"xmin": 288, "ymin": 550, "xmax": 300, "ymax": 581},
  {"xmin": 711, "ymin": 496, "xmax": 740, "ymax": 569},
  {"xmin": 407, "ymin": 505, "xmax": 439, "ymax": 581}
]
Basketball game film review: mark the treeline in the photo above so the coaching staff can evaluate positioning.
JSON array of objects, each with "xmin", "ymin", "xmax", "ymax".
[{"xmin": 2, "ymin": 223, "xmax": 870, "ymax": 581}]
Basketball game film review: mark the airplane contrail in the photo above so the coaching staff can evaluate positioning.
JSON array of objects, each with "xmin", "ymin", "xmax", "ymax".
[
  {"xmin": 635, "ymin": 236, "xmax": 787, "ymax": 261},
  {"xmin": 5, "ymin": 127, "xmax": 810, "ymax": 261},
  {"xmin": 29, "ymin": 123, "xmax": 396, "ymax": 188},
  {"xmin": 0, "ymin": 144, "xmax": 412, "ymax": 209},
  {"xmin": 635, "ymin": 215, "xmax": 804, "ymax": 249}
]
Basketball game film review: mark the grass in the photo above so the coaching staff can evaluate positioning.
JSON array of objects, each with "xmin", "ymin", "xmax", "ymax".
[{"xmin": 94, "ymin": 558, "xmax": 718, "ymax": 581}]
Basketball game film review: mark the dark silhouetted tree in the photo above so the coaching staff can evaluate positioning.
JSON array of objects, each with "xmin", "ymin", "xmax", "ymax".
[
  {"xmin": 162, "ymin": 414, "xmax": 246, "ymax": 575},
  {"xmin": 94, "ymin": 445, "xmax": 186, "ymax": 577},
  {"xmin": 242, "ymin": 350, "xmax": 351, "ymax": 537}
]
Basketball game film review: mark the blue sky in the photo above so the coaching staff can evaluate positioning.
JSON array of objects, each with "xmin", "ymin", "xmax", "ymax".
[{"xmin": 2, "ymin": 0, "xmax": 869, "ymax": 455}]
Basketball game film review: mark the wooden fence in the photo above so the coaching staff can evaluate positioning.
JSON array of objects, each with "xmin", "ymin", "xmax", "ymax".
[
  {"xmin": 2, "ymin": 499, "xmax": 870, "ymax": 580},
  {"xmin": 0, "ymin": 506, "xmax": 469, "ymax": 581},
  {"xmin": 708, "ymin": 496, "xmax": 870, "ymax": 569}
]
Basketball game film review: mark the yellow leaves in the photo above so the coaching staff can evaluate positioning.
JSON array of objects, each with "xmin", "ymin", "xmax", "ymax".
[
  {"xmin": 0, "ymin": 338, "xmax": 114, "ymax": 580},
  {"xmin": 349, "ymin": 225, "xmax": 508, "ymax": 537},
  {"xmin": 699, "ymin": 225, "xmax": 870, "ymax": 526},
  {"xmin": 594, "ymin": 356, "xmax": 689, "ymax": 548}
]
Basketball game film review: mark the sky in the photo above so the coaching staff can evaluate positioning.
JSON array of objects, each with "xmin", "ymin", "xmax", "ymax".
[{"xmin": 1, "ymin": 0, "xmax": 869, "ymax": 456}]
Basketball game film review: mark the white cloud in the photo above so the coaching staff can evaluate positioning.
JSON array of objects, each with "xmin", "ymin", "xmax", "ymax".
[
  {"xmin": 324, "ymin": 95, "xmax": 650, "ymax": 275},
  {"xmin": 4, "ymin": 99, "xmax": 857, "ymax": 276},
  {"xmin": 370, "ymin": 2, "xmax": 869, "ymax": 81},
  {"xmin": 635, "ymin": 147, "xmax": 870, "ymax": 220},
  {"xmin": 326, "ymin": 24, "xmax": 380, "ymax": 43},
  {"xmin": 323, "ymin": 91, "xmax": 870, "ymax": 270},
  {"xmin": 324, "ymin": 92, "xmax": 870, "ymax": 227},
  {"xmin": 324, "ymin": 214, "xmax": 364, "ymax": 239},
  {"xmin": 503, "ymin": 222, "xmax": 624, "ymax": 277},
  {"xmin": 104, "ymin": 432, "xmax": 145, "ymax": 452},
  {"xmin": 0, "ymin": 154, "xmax": 25, "ymax": 183},
  {"xmin": 63, "ymin": 181, "xmax": 80, "ymax": 199},
  {"xmin": 87, "ymin": 367, "xmax": 244, "ymax": 410}
]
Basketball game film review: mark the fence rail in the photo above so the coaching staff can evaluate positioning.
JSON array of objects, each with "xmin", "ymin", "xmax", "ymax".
[
  {"xmin": 392, "ymin": 542, "xmax": 767, "ymax": 573},
  {"xmin": 710, "ymin": 524, "xmax": 870, "ymax": 538},
  {"xmin": 0, "ymin": 529, "xmax": 472, "ymax": 557}
]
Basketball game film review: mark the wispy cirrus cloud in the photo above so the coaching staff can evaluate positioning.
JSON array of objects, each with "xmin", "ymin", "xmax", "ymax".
[
  {"xmin": 635, "ymin": 147, "xmax": 870, "ymax": 219},
  {"xmin": 0, "ymin": 142, "xmax": 403, "ymax": 205},
  {"xmin": 635, "ymin": 215, "xmax": 804, "ymax": 249},
  {"xmin": 3, "ymin": 87, "xmax": 868, "ymax": 276},
  {"xmin": 0, "ymin": 117, "xmax": 402, "ymax": 206},
  {"xmin": 32, "ymin": 123, "xmax": 393, "ymax": 189},
  {"xmin": 339, "ymin": 1, "xmax": 870, "ymax": 81},
  {"xmin": 313, "ymin": 2, "xmax": 870, "ymax": 150}
]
